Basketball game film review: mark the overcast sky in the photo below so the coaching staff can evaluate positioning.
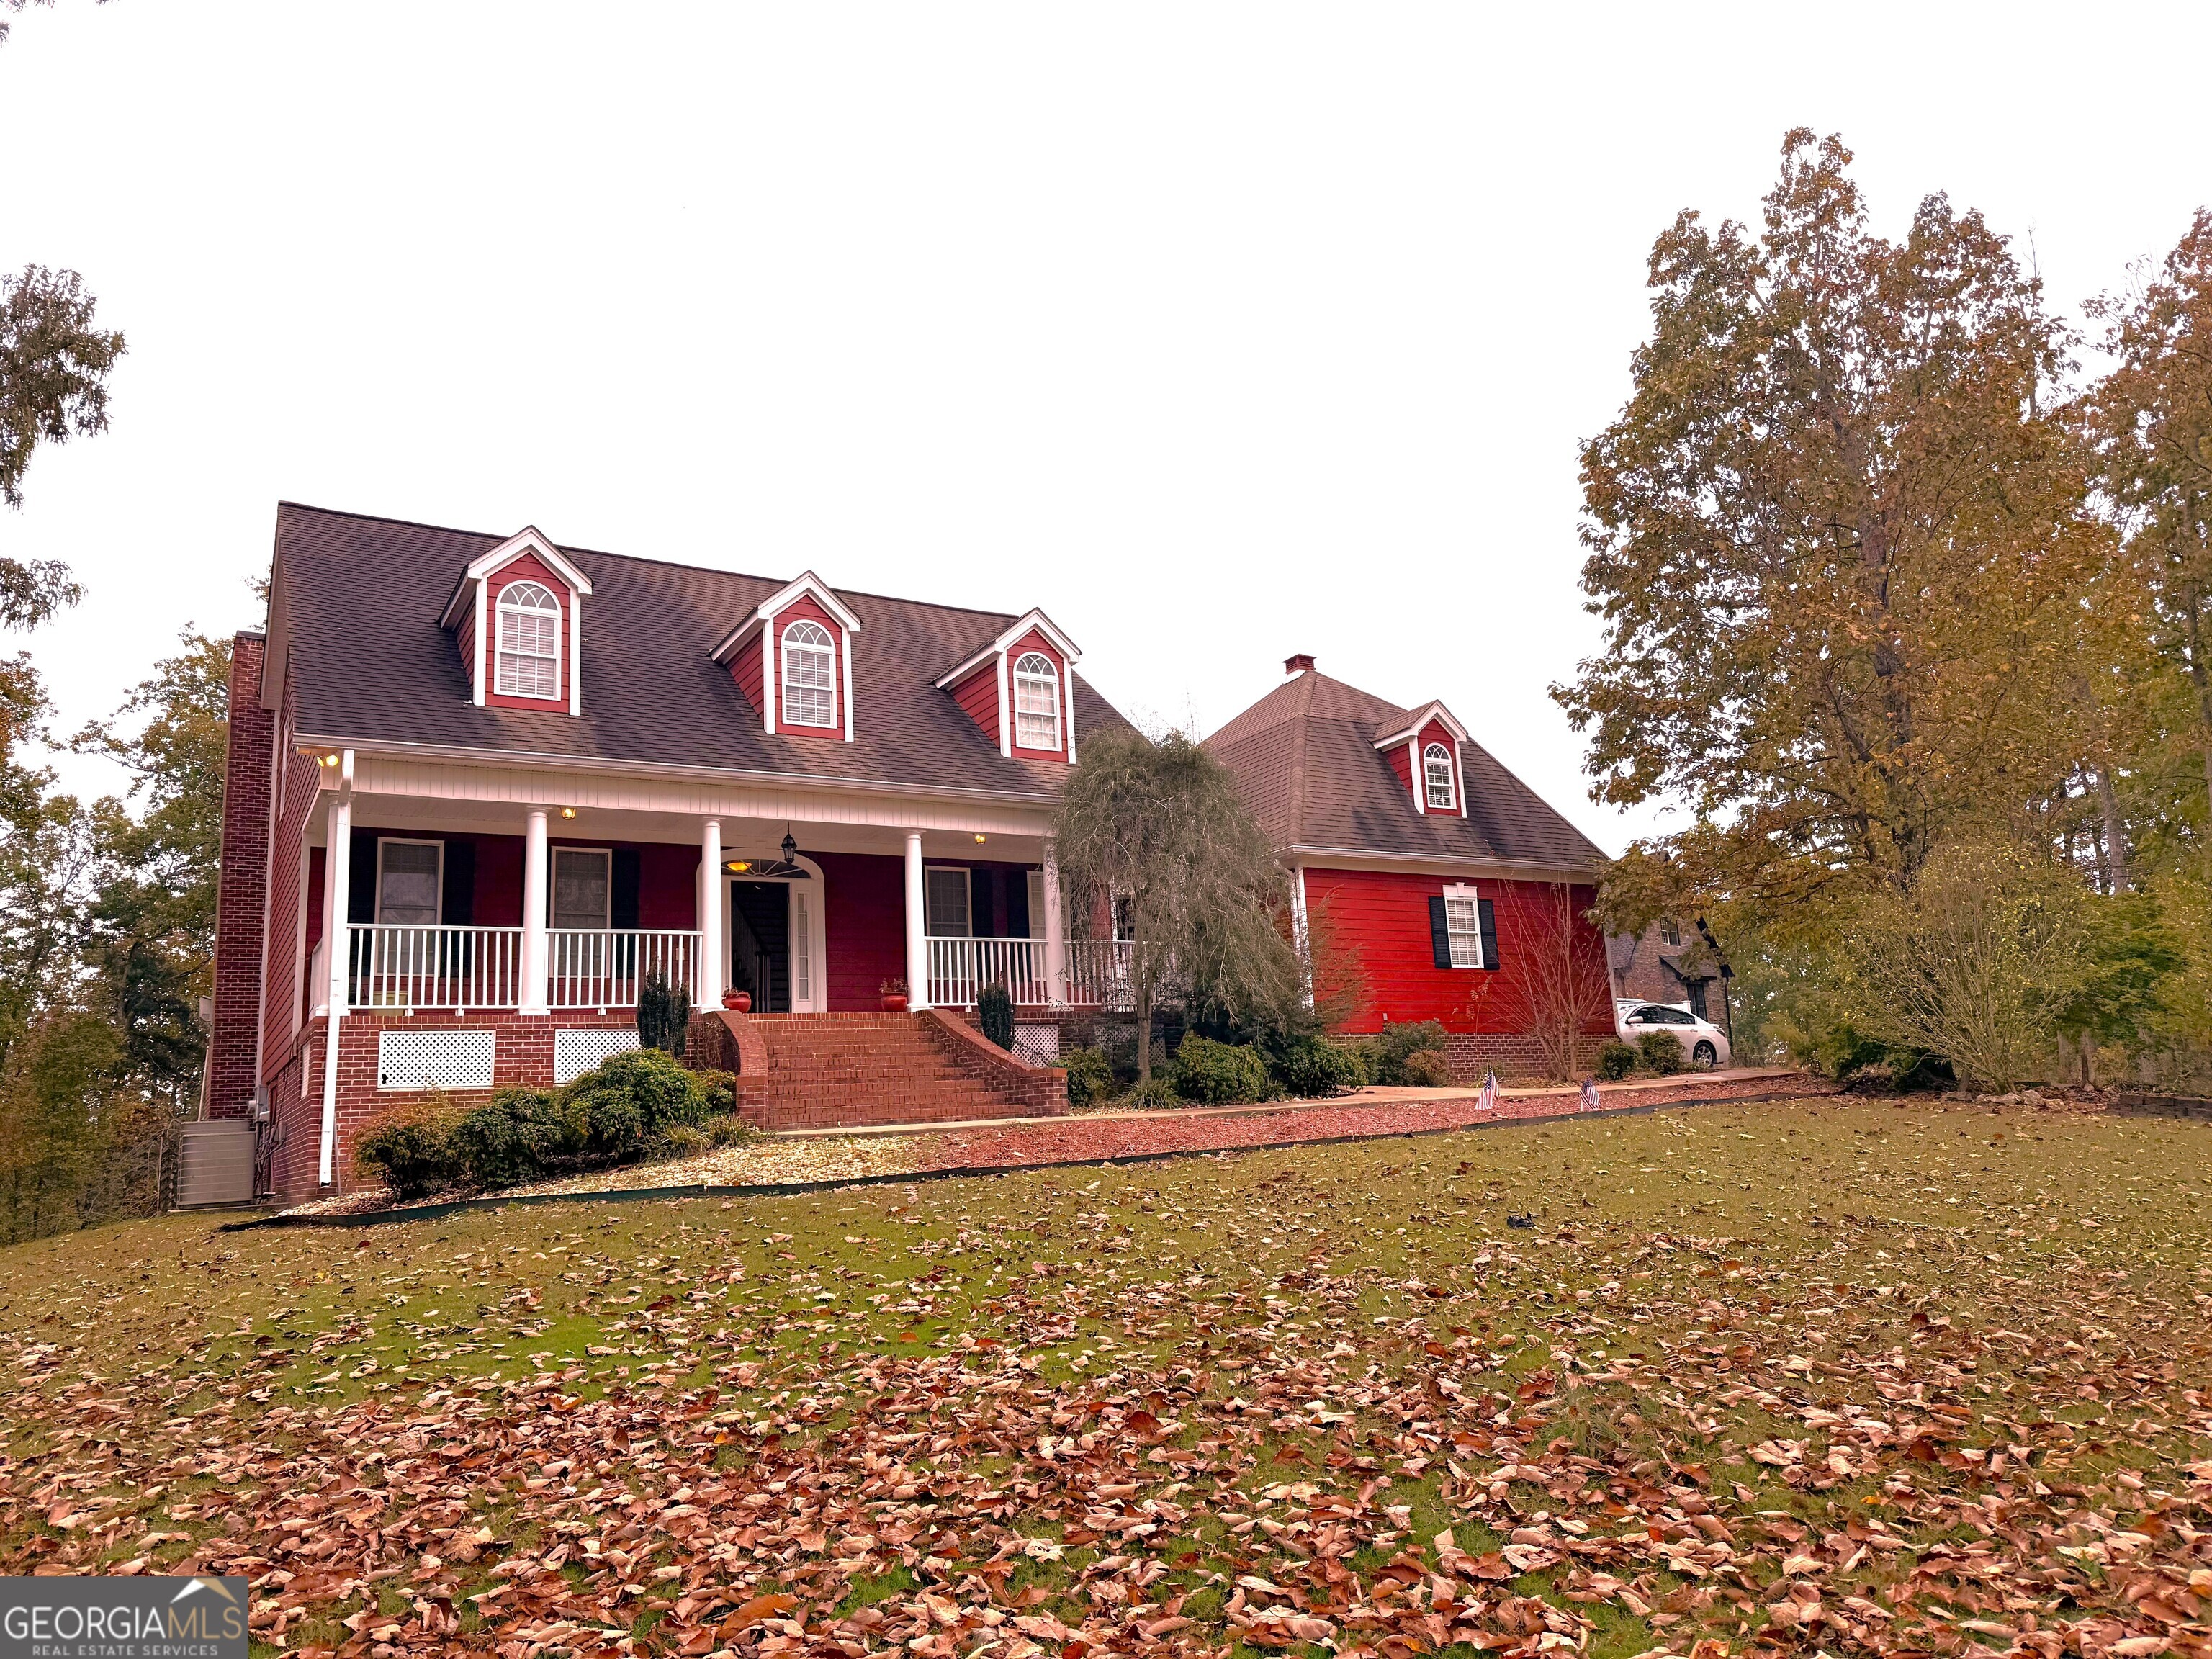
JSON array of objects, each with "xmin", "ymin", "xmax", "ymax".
[{"xmin": 5, "ymin": 3, "xmax": 2211, "ymax": 852}]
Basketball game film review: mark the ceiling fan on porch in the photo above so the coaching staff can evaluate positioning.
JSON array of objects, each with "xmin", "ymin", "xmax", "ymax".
[{"xmin": 726, "ymin": 829, "xmax": 806, "ymax": 881}]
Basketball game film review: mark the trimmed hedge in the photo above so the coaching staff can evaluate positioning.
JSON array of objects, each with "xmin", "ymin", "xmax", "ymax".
[
  {"xmin": 1635, "ymin": 1030, "xmax": 1686, "ymax": 1075},
  {"xmin": 1596, "ymin": 1040, "xmax": 1639, "ymax": 1081},
  {"xmin": 1061, "ymin": 1046, "xmax": 1115, "ymax": 1107},
  {"xmin": 354, "ymin": 1094, "xmax": 464, "ymax": 1200},
  {"xmin": 1264, "ymin": 1033, "xmax": 1365, "ymax": 1098},
  {"xmin": 1359, "ymin": 1020, "xmax": 1451, "ymax": 1087},
  {"xmin": 1169, "ymin": 1035, "xmax": 1274, "ymax": 1105}
]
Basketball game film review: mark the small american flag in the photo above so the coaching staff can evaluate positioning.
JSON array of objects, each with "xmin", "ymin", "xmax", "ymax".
[
  {"xmin": 1478, "ymin": 1069, "xmax": 1498, "ymax": 1112},
  {"xmin": 1580, "ymin": 1077, "xmax": 1601, "ymax": 1112}
]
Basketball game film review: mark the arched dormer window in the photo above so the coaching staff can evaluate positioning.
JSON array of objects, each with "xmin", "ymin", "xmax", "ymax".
[
  {"xmin": 1013, "ymin": 651, "xmax": 1061, "ymax": 750},
  {"xmin": 1424, "ymin": 742, "xmax": 1456, "ymax": 810},
  {"xmin": 781, "ymin": 619, "xmax": 837, "ymax": 728},
  {"xmin": 496, "ymin": 580, "xmax": 561, "ymax": 699}
]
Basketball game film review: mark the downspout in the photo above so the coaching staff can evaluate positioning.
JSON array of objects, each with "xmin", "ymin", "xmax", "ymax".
[{"xmin": 318, "ymin": 749, "xmax": 354, "ymax": 1187}]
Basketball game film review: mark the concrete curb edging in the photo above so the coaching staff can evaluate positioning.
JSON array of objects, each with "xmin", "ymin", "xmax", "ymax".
[{"xmin": 218, "ymin": 1082, "xmax": 1833, "ymax": 1232}]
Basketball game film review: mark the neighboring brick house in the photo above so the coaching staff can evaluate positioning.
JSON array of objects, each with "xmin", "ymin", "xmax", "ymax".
[
  {"xmin": 210, "ymin": 504, "xmax": 1138, "ymax": 1200},
  {"xmin": 1609, "ymin": 919, "xmax": 1726, "ymax": 1022},
  {"xmin": 1205, "ymin": 657, "xmax": 1614, "ymax": 1082}
]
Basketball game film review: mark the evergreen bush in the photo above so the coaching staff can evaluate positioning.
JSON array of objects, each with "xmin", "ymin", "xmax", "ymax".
[
  {"xmin": 978, "ymin": 981, "xmax": 1015, "ymax": 1051},
  {"xmin": 1362, "ymin": 1020, "xmax": 1450, "ymax": 1085},
  {"xmin": 560, "ymin": 1047, "xmax": 713, "ymax": 1158},
  {"xmin": 1169, "ymin": 1034, "xmax": 1274, "ymax": 1103},
  {"xmin": 1398, "ymin": 1048, "xmax": 1453, "ymax": 1088},
  {"xmin": 1596, "ymin": 1040, "xmax": 1639, "ymax": 1081},
  {"xmin": 354, "ymin": 1094, "xmax": 465, "ymax": 1198},
  {"xmin": 1635, "ymin": 1030, "xmax": 1686, "ymax": 1074},
  {"xmin": 1061, "ymin": 1046, "xmax": 1115, "ymax": 1107},
  {"xmin": 637, "ymin": 969, "xmax": 690, "ymax": 1058},
  {"xmin": 1264, "ymin": 1033, "xmax": 1364, "ymax": 1097},
  {"xmin": 447, "ymin": 1087, "xmax": 576, "ymax": 1188}
]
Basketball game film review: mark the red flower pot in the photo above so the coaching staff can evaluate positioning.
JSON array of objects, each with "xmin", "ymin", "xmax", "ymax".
[
  {"xmin": 723, "ymin": 989, "xmax": 752, "ymax": 1012},
  {"xmin": 881, "ymin": 994, "xmax": 909, "ymax": 1012}
]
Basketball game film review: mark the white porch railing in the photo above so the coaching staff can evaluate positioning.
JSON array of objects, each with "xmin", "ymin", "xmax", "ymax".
[
  {"xmin": 925, "ymin": 935, "xmax": 1136, "ymax": 1009},
  {"xmin": 548, "ymin": 928, "xmax": 702, "ymax": 1011},
  {"xmin": 340, "ymin": 925, "xmax": 701, "ymax": 1012},
  {"xmin": 348, "ymin": 925, "xmax": 526, "ymax": 1010}
]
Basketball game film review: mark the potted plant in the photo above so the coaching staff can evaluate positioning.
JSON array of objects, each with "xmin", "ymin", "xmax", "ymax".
[
  {"xmin": 879, "ymin": 976, "xmax": 909, "ymax": 1013},
  {"xmin": 722, "ymin": 987, "xmax": 752, "ymax": 1013}
]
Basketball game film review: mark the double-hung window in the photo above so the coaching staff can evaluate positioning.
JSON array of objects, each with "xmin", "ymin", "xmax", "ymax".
[
  {"xmin": 781, "ymin": 620, "xmax": 837, "ymax": 728},
  {"xmin": 552, "ymin": 849, "xmax": 611, "ymax": 931},
  {"xmin": 495, "ymin": 580, "xmax": 561, "ymax": 699},
  {"xmin": 376, "ymin": 840, "xmax": 443, "ymax": 926},
  {"xmin": 1443, "ymin": 891, "xmax": 1482, "ymax": 968},
  {"xmin": 1424, "ymin": 742, "xmax": 1456, "ymax": 810},
  {"xmin": 924, "ymin": 867, "xmax": 971, "ymax": 936},
  {"xmin": 1013, "ymin": 652, "xmax": 1061, "ymax": 750}
]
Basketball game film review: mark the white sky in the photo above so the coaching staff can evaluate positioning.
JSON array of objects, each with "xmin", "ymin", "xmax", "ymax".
[{"xmin": 4, "ymin": 2, "xmax": 2210, "ymax": 853}]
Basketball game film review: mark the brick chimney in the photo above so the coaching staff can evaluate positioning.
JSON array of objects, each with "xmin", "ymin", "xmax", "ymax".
[{"xmin": 1283, "ymin": 652, "xmax": 1316, "ymax": 679}]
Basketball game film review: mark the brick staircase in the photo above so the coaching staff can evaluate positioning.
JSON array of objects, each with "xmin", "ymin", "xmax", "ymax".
[{"xmin": 746, "ymin": 1013, "xmax": 1043, "ymax": 1130}]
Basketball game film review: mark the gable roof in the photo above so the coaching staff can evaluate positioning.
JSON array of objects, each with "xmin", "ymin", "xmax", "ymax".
[
  {"xmin": 436, "ymin": 526, "xmax": 593, "ymax": 625},
  {"xmin": 1205, "ymin": 669, "xmax": 1606, "ymax": 872},
  {"xmin": 932, "ymin": 608, "xmax": 1083, "ymax": 689},
  {"xmin": 265, "ymin": 503, "xmax": 1133, "ymax": 797},
  {"xmin": 707, "ymin": 570, "xmax": 864, "ymax": 662}
]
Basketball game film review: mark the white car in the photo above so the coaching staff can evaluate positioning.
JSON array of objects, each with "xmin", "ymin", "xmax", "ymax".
[{"xmin": 1615, "ymin": 999, "xmax": 1731, "ymax": 1070}]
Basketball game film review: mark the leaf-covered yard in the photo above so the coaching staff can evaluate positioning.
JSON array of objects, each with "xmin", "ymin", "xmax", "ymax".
[{"xmin": 1, "ymin": 1097, "xmax": 2208, "ymax": 1659}]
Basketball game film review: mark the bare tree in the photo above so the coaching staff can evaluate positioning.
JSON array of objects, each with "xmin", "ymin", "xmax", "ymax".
[{"xmin": 1469, "ymin": 884, "xmax": 1613, "ymax": 1082}]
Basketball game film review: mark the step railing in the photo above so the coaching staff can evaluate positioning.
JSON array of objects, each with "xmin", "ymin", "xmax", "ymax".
[
  {"xmin": 347, "ymin": 925, "xmax": 525, "ymax": 1010},
  {"xmin": 548, "ymin": 928, "xmax": 702, "ymax": 1010}
]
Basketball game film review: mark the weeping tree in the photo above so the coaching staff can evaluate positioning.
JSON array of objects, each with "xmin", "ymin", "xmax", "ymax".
[{"xmin": 1053, "ymin": 729, "xmax": 1303, "ymax": 1082}]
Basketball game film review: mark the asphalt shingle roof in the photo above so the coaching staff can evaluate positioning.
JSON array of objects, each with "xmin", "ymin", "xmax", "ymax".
[
  {"xmin": 1205, "ymin": 669, "xmax": 1606, "ymax": 870},
  {"xmin": 271, "ymin": 503, "xmax": 1133, "ymax": 795}
]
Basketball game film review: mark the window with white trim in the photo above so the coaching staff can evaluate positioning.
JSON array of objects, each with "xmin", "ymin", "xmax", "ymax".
[
  {"xmin": 781, "ymin": 619, "xmax": 837, "ymax": 728},
  {"xmin": 495, "ymin": 580, "xmax": 561, "ymax": 698},
  {"xmin": 1012, "ymin": 651, "xmax": 1061, "ymax": 750},
  {"xmin": 1444, "ymin": 891, "xmax": 1482, "ymax": 968},
  {"xmin": 552, "ymin": 848, "xmax": 611, "ymax": 930},
  {"xmin": 375, "ymin": 839, "xmax": 442, "ymax": 926},
  {"xmin": 924, "ymin": 866, "xmax": 971, "ymax": 936},
  {"xmin": 1424, "ymin": 742, "xmax": 1456, "ymax": 810}
]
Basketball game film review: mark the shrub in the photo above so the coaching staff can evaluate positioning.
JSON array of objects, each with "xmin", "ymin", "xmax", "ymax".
[
  {"xmin": 448, "ymin": 1086, "xmax": 576, "ymax": 1188},
  {"xmin": 1595, "ymin": 1040, "xmax": 1639, "ymax": 1082},
  {"xmin": 1635, "ymin": 1030, "xmax": 1686, "ymax": 1074},
  {"xmin": 1123, "ymin": 1075, "xmax": 1181, "ymax": 1109},
  {"xmin": 1266, "ymin": 1033, "xmax": 1364, "ymax": 1098},
  {"xmin": 1398, "ymin": 1048, "xmax": 1453, "ymax": 1089},
  {"xmin": 355, "ymin": 1093, "xmax": 464, "ymax": 1199},
  {"xmin": 701, "ymin": 1112, "xmax": 754, "ymax": 1148},
  {"xmin": 660, "ymin": 1122, "xmax": 711, "ymax": 1157},
  {"xmin": 1364, "ymin": 1020, "xmax": 1450, "ymax": 1085},
  {"xmin": 1171, "ymin": 1035, "xmax": 1274, "ymax": 1104},
  {"xmin": 560, "ymin": 1047, "xmax": 713, "ymax": 1160},
  {"xmin": 637, "ymin": 969, "xmax": 690, "ymax": 1058},
  {"xmin": 691, "ymin": 1069, "xmax": 739, "ymax": 1118},
  {"xmin": 1061, "ymin": 1046, "xmax": 1115, "ymax": 1107},
  {"xmin": 978, "ymin": 981, "xmax": 1015, "ymax": 1051}
]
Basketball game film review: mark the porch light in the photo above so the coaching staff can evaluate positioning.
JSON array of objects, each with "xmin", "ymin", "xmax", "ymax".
[
  {"xmin": 727, "ymin": 859, "xmax": 753, "ymax": 873},
  {"xmin": 559, "ymin": 807, "xmax": 577, "ymax": 819},
  {"xmin": 323, "ymin": 754, "xmax": 338, "ymax": 767},
  {"xmin": 973, "ymin": 833, "xmax": 986, "ymax": 844},
  {"xmin": 781, "ymin": 831, "xmax": 799, "ymax": 864}
]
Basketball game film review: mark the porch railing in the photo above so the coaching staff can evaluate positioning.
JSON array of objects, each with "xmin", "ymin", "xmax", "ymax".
[
  {"xmin": 339, "ymin": 925, "xmax": 701, "ymax": 1012},
  {"xmin": 548, "ymin": 928, "xmax": 701, "ymax": 1011},
  {"xmin": 924, "ymin": 935, "xmax": 1136, "ymax": 1009},
  {"xmin": 348, "ymin": 925, "xmax": 526, "ymax": 1010}
]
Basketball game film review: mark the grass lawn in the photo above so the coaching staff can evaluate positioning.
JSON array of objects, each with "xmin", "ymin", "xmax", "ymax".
[{"xmin": 1, "ymin": 1097, "xmax": 2207, "ymax": 1659}]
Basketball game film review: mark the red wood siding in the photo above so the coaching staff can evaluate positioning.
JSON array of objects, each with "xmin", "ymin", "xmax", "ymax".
[
  {"xmin": 454, "ymin": 598, "xmax": 477, "ymax": 695},
  {"xmin": 731, "ymin": 631, "xmax": 764, "ymax": 714},
  {"xmin": 1383, "ymin": 740, "xmax": 1416, "ymax": 806},
  {"xmin": 817, "ymin": 850, "xmax": 905, "ymax": 1011},
  {"xmin": 1005, "ymin": 629, "xmax": 1070, "ymax": 760},
  {"xmin": 637, "ymin": 842, "xmax": 701, "ymax": 930},
  {"xmin": 772, "ymin": 595, "xmax": 843, "ymax": 738},
  {"xmin": 482, "ymin": 552, "xmax": 572, "ymax": 711},
  {"xmin": 949, "ymin": 660, "xmax": 1000, "ymax": 746},
  {"xmin": 1302, "ymin": 866, "xmax": 1611, "ymax": 1035}
]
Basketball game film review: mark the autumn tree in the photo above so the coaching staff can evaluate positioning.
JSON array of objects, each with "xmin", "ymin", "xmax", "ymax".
[
  {"xmin": 1557, "ymin": 130, "xmax": 2118, "ymax": 929},
  {"xmin": 1053, "ymin": 729, "xmax": 1302, "ymax": 1082}
]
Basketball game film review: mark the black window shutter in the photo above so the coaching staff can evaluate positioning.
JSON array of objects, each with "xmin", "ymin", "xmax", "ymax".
[
  {"xmin": 1428, "ymin": 896, "xmax": 1452, "ymax": 968},
  {"xmin": 611, "ymin": 848, "xmax": 642, "ymax": 930},
  {"xmin": 443, "ymin": 839, "xmax": 475, "ymax": 926},
  {"xmin": 347, "ymin": 828, "xmax": 377, "ymax": 924},
  {"xmin": 1478, "ymin": 897, "xmax": 1500, "ymax": 971}
]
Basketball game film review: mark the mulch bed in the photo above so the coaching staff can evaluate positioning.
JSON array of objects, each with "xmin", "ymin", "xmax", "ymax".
[{"xmin": 912, "ymin": 1070, "xmax": 1828, "ymax": 1170}]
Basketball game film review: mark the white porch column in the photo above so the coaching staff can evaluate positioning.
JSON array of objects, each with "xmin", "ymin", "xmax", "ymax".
[
  {"xmin": 698, "ymin": 817, "xmax": 723, "ymax": 1008},
  {"xmin": 1287, "ymin": 862, "xmax": 1313, "ymax": 1009},
  {"xmin": 1043, "ymin": 845, "xmax": 1067, "ymax": 1004},
  {"xmin": 318, "ymin": 789, "xmax": 351, "ymax": 1187},
  {"xmin": 521, "ymin": 806, "xmax": 549, "ymax": 1015},
  {"xmin": 904, "ymin": 830, "xmax": 928, "ymax": 1009}
]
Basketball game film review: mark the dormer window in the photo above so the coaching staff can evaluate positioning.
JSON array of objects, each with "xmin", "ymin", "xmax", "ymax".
[
  {"xmin": 1013, "ymin": 652, "xmax": 1061, "ymax": 750},
  {"xmin": 1424, "ymin": 742, "xmax": 1456, "ymax": 811},
  {"xmin": 781, "ymin": 620, "xmax": 837, "ymax": 729},
  {"xmin": 497, "ymin": 581, "xmax": 561, "ymax": 699}
]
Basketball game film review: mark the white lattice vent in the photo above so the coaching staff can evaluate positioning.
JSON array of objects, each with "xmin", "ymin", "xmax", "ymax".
[
  {"xmin": 555, "ymin": 1028, "xmax": 640, "ymax": 1085},
  {"xmin": 377, "ymin": 1028, "xmax": 496, "ymax": 1092},
  {"xmin": 1012, "ymin": 1024, "xmax": 1061, "ymax": 1067}
]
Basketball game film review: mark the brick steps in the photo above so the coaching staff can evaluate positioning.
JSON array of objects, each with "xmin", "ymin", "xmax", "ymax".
[{"xmin": 749, "ymin": 1013, "xmax": 1028, "ymax": 1129}]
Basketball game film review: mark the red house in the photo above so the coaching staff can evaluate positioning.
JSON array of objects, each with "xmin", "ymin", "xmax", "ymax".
[
  {"xmin": 1206, "ymin": 656, "xmax": 1614, "ymax": 1080},
  {"xmin": 204, "ymin": 508, "xmax": 1617, "ymax": 1202}
]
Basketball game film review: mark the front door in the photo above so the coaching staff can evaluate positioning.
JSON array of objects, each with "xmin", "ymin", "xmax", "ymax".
[{"xmin": 730, "ymin": 882, "xmax": 791, "ymax": 1012}]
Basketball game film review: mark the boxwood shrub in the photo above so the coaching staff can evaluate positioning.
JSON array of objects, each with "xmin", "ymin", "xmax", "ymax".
[{"xmin": 1169, "ymin": 1035, "xmax": 1274, "ymax": 1104}]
